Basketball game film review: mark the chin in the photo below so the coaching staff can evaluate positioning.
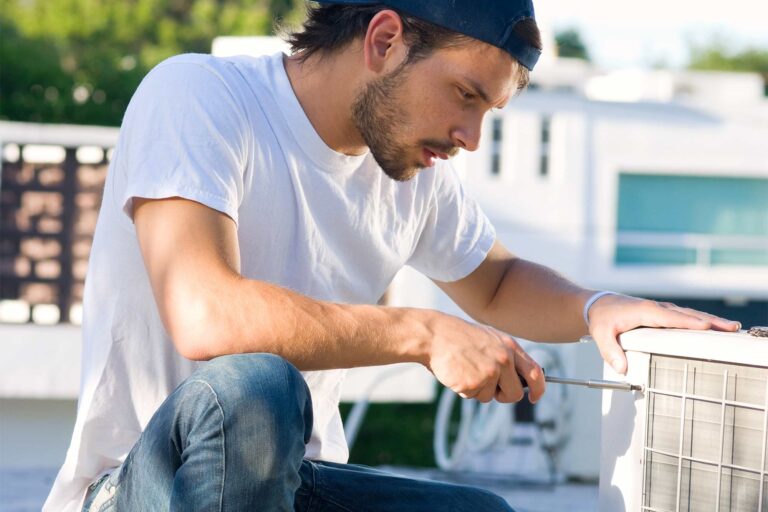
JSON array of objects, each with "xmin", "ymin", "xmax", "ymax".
[{"xmin": 381, "ymin": 165, "xmax": 420, "ymax": 182}]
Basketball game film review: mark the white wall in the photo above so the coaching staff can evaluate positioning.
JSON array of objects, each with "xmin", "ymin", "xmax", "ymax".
[{"xmin": 455, "ymin": 92, "xmax": 768, "ymax": 300}]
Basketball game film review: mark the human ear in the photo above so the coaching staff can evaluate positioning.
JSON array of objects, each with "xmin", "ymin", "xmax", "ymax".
[{"xmin": 362, "ymin": 9, "xmax": 408, "ymax": 74}]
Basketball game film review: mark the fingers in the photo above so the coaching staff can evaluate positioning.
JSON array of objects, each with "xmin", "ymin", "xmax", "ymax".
[
  {"xmin": 495, "ymin": 336, "xmax": 545, "ymax": 404},
  {"xmin": 495, "ymin": 352, "xmax": 524, "ymax": 403},
  {"xmin": 641, "ymin": 302, "xmax": 710, "ymax": 330},
  {"xmin": 514, "ymin": 345, "xmax": 545, "ymax": 403},
  {"xmin": 592, "ymin": 328, "xmax": 627, "ymax": 375},
  {"xmin": 428, "ymin": 318, "xmax": 546, "ymax": 405},
  {"xmin": 589, "ymin": 296, "xmax": 742, "ymax": 375},
  {"xmin": 454, "ymin": 329, "xmax": 544, "ymax": 405},
  {"xmin": 656, "ymin": 303, "xmax": 741, "ymax": 332},
  {"xmin": 471, "ymin": 329, "xmax": 512, "ymax": 403}
]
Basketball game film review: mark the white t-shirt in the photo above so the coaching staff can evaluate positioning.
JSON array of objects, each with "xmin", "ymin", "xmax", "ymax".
[{"xmin": 44, "ymin": 51, "xmax": 495, "ymax": 512}]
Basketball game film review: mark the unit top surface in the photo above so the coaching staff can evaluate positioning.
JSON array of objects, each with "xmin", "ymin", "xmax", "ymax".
[{"xmin": 618, "ymin": 327, "xmax": 768, "ymax": 367}]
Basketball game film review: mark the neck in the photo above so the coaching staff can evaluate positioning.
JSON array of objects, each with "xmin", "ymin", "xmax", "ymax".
[{"xmin": 283, "ymin": 49, "xmax": 368, "ymax": 156}]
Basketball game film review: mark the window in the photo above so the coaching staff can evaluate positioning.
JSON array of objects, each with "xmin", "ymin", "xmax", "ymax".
[
  {"xmin": 615, "ymin": 174, "xmax": 768, "ymax": 266},
  {"xmin": 490, "ymin": 117, "xmax": 503, "ymax": 176},
  {"xmin": 539, "ymin": 116, "xmax": 551, "ymax": 177}
]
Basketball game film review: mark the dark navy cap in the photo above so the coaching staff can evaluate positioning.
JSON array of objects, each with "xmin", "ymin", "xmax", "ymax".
[{"xmin": 313, "ymin": 0, "xmax": 541, "ymax": 70}]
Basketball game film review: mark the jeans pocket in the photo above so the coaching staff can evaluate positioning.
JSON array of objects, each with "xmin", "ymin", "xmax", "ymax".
[
  {"xmin": 82, "ymin": 469, "xmax": 120, "ymax": 512},
  {"xmin": 82, "ymin": 474, "xmax": 107, "ymax": 512}
]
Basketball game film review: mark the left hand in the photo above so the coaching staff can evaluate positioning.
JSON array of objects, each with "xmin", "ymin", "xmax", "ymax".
[{"xmin": 587, "ymin": 294, "xmax": 741, "ymax": 374}]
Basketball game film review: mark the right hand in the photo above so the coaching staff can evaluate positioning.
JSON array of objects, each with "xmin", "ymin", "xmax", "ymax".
[{"xmin": 423, "ymin": 312, "xmax": 545, "ymax": 404}]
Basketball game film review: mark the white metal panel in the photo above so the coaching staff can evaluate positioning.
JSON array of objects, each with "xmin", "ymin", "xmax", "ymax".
[
  {"xmin": 620, "ymin": 328, "xmax": 768, "ymax": 368},
  {"xmin": 599, "ymin": 350, "xmax": 650, "ymax": 512}
]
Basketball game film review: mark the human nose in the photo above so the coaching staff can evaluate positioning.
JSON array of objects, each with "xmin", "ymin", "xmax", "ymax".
[{"xmin": 450, "ymin": 114, "xmax": 483, "ymax": 152}]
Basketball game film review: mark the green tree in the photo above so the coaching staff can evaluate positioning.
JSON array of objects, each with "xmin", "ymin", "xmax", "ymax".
[
  {"xmin": 555, "ymin": 27, "xmax": 590, "ymax": 61},
  {"xmin": 689, "ymin": 41, "xmax": 768, "ymax": 96},
  {"xmin": 0, "ymin": 0, "xmax": 302, "ymax": 126}
]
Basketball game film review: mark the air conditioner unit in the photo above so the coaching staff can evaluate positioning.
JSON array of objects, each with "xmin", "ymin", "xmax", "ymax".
[{"xmin": 599, "ymin": 328, "xmax": 768, "ymax": 511}]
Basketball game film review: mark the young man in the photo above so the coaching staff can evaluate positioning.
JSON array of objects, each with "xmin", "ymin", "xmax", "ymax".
[{"xmin": 45, "ymin": 1, "xmax": 740, "ymax": 510}]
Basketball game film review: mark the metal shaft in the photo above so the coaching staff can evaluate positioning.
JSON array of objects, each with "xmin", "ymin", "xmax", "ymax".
[{"xmin": 545, "ymin": 375, "xmax": 643, "ymax": 392}]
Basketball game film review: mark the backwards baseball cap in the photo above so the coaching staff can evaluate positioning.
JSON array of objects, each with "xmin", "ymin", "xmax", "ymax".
[{"xmin": 312, "ymin": 0, "xmax": 541, "ymax": 70}]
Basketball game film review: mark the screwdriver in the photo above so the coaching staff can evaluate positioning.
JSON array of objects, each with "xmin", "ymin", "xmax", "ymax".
[
  {"xmin": 543, "ymin": 375, "xmax": 643, "ymax": 392},
  {"xmin": 519, "ymin": 371, "xmax": 643, "ymax": 392}
]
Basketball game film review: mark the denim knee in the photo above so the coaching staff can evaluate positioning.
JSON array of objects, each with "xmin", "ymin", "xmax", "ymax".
[
  {"xmin": 112, "ymin": 353, "xmax": 312, "ymax": 511},
  {"xmin": 191, "ymin": 353, "xmax": 313, "ymax": 441}
]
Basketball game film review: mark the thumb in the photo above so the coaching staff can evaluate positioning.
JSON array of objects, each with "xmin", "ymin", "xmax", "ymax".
[{"xmin": 594, "ymin": 330, "xmax": 628, "ymax": 375}]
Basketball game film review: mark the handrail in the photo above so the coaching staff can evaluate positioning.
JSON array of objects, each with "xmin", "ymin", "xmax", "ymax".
[
  {"xmin": 617, "ymin": 230, "xmax": 768, "ymax": 265},
  {"xmin": 617, "ymin": 231, "xmax": 768, "ymax": 250},
  {"xmin": 0, "ymin": 120, "xmax": 119, "ymax": 148}
]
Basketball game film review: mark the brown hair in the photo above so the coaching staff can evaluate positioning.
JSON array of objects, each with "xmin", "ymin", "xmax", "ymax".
[{"xmin": 285, "ymin": 4, "xmax": 542, "ymax": 91}]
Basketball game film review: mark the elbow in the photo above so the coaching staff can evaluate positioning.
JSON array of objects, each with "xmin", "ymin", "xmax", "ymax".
[
  {"xmin": 162, "ymin": 295, "xmax": 223, "ymax": 361},
  {"xmin": 173, "ymin": 337, "xmax": 215, "ymax": 361},
  {"xmin": 167, "ymin": 319, "xmax": 217, "ymax": 362}
]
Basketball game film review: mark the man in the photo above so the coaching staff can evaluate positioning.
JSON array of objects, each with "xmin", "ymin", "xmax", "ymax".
[{"xmin": 45, "ymin": 1, "xmax": 740, "ymax": 511}]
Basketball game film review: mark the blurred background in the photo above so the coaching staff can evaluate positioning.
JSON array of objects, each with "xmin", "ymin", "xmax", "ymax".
[{"xmin": 1, "ymin": 1, "xmax": 767, "ymax": 511}]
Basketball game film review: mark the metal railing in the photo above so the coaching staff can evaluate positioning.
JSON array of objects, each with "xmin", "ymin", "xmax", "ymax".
[{"xmin": 617, "ymin": 231, "xmax": 768, "ymax": 266}]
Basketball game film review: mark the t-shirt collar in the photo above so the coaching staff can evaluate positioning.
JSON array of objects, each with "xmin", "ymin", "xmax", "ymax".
[{"xmin": 268, "ymin": 52, "xmax": 369, "ymax": 173}]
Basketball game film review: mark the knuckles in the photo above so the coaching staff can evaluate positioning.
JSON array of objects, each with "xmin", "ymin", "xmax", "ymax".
[
  {"xmin": 527, "ymin": 365, "xmax": 544, "ymax": 383},
  {"xmin": 642, "ymin": 299, "xmax": 660, "ymax": 310}
]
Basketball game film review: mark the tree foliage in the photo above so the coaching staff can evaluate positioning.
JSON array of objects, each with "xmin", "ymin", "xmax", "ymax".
[
  {"xmin": 689, "ymin": 41, "xmax": 768, "ymax": 95},
  {"xmin": 555, "ymin": 27, "xmax": 590, "ymax": 61},
  {"xmin": 0, "ymin": 0, "xmax": 302, "ymax": 126}
]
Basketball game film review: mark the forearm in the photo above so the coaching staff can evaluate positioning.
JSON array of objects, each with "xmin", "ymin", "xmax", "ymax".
[
  {"xmin": 174, "ymin": 273, "xmax": 432, "ymax": 369},
  {"xmin": 478, "ymin": 258, "xmax": 593, "ymax": 342}
]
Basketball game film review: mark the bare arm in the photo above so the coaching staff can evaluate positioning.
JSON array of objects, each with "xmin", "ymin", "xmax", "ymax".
[
  {"xmin": 133, "ymin": 196, "xmax": 427, "ymax": 367},
  {"xmin": 437, "ymin": 240, "xmax": 741, "ymax": 373},
  {"xmin": 435, "ymin": 242, "xmax": 592, "ymax": 342},
  {"xmin": 133, "ymin": 197, "xmax": 545, "ymax": 402}
]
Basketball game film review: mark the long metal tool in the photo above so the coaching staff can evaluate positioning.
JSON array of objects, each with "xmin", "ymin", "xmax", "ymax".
[
  {"xmin": 545, "ymin": 375, "xmax": 643, "ymax": 392},
  {"xmin": 520, "ymin": 372, "xmax": 644, "ymax": 392}
]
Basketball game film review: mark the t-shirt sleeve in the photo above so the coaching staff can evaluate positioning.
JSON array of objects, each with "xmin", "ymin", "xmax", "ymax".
[
  {"xmin": 116, "ymin": 56, "xmax": 248, "ymax": 224},
  {"xmin": 407, "ymin": 163, "xmax": 496, "ymax": 282}
]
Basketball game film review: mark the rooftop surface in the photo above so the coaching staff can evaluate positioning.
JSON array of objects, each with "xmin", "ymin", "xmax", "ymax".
[{"xmin": 0, "ymin": 466, "xmax": 598, "ymax": 512}]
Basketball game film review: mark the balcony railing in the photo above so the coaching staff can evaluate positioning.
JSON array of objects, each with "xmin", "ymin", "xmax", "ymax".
[{"xmin": 616, "ymin": 231, "xmax": 768, "ymax": 267}]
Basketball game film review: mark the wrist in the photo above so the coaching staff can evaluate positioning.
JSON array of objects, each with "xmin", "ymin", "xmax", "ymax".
[
  {"xmin": 583, "ymin": 291, "xmax": 617, "ymax": 327},
  {"xmin": 395, "ymin": 307, "xmax": 436, "ymax": 366}
]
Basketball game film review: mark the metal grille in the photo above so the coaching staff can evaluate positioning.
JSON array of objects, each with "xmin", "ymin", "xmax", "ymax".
[{"xmin": 642, "ymin": 355, "xmax": 768, "ymax": 511}]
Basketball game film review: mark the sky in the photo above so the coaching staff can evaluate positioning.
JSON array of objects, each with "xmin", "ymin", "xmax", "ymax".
[{"xmin": 535, "ymin": 0, "xmax": 768, "ymax": 69}]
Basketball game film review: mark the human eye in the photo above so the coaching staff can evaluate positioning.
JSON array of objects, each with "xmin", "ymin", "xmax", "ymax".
[{"xmin": 457, "ymin": 86, "xmax": 477, "ymax": 101}]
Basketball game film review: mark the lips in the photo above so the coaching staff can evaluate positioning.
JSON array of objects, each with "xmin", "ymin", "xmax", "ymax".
[
  {"xmin": 422, "ymin": 148, "xmax": 436, "ymax": 167},
  {"xmin": 427, "ymin": 146, "xmax": 450, "ymax": 160},
  {"xmin": 422, "ymin": 146, "xmax": 450, "ymax": 167}
]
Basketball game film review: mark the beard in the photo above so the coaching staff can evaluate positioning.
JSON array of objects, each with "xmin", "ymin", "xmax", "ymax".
[{"xmin": 351, "ymin": 64, "xmax": 457, "ymax": 182}]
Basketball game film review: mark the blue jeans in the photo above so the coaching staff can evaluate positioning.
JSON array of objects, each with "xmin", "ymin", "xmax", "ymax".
[{"xmin": 83, "ymin": 353, "xmax": 513, "ymax": 511}]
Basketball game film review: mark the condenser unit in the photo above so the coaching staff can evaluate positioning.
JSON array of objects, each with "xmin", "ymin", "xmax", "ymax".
[{"xmin": 599, "ymin": 327, "xmax": 768, "ymax": 511}]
